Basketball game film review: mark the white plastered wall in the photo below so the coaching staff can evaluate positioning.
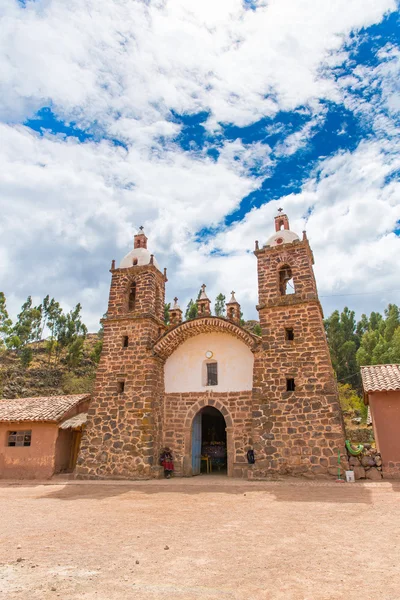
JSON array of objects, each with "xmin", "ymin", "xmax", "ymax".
[{"xmin": 164, "ymin": 332, "xmax": 254, "ymax": 393}]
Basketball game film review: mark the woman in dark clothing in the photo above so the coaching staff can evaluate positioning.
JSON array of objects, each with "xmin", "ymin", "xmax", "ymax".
[{"xmin": 160, "ymin": 448, "xmax": 174, "ymax": 478}]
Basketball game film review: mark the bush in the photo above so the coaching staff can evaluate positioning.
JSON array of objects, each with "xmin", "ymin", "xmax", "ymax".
[
  {"xmin": 20, "ymin": 346, "xmax": 33, "ymax": 369},
  {"xmin": 62, "ymin": 372, "xmax": 95, "ymax": 394},
  {"xmin": 338, "ymin": 383, "xmax": 368, "ymax": 421}
]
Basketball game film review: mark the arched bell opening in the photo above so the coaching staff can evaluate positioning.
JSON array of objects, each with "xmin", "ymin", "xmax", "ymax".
[{"xmin": 278, "ymin": 264, "xmax": 295, "ymax": 296}]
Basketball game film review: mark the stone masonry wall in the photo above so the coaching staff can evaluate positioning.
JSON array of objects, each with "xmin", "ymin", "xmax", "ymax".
[
  {"xmin": 251, "ymin": 238, "xmax": 347, "ymax": 478},
  {"xmin": 76, "ymin": 263, "xmax": 166, "ymax": 480}
]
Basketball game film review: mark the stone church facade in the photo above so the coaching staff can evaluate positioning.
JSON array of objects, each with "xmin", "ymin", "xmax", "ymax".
[{"xmin": 76, "ymin": 213, "xmax": 346, "ymax": 479}]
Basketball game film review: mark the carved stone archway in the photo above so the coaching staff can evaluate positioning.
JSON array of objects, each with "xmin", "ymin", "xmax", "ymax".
[
  {"xmin": 153, "ymin": 316, "xmax": 260, "ymax": 360},
  {"xmin": 182, "ymin": 398, "xmax": 234, "ymax": 477}
]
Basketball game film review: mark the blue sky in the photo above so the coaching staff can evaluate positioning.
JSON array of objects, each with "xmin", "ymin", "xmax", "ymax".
[{"xmin": 0, "ymin": 0, "xmax": 399, "ymax": 329}]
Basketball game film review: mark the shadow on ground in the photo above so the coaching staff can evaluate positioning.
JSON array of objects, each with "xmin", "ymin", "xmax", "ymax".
[{"xmin": 9, "ymin": 477, "xmax": 380, "ymax": 504}]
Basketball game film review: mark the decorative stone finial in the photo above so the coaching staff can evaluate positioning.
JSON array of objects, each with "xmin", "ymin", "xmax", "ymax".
[
  {"xmin": 199, "ymin": 284, "xmax": 209, "ymax": 300},
  {"xmin": 111, "ymin": 259, "xmax": 116, "ymax": 270},
  {"xmin": 169, "ymin": 296, "xmax": 183, "ymax": 325},
  {"xmin": 150, "ymin": 254, "xmax": 154, "ymax": 265},
  {"xmin": 197, "ymin": 284, "xmax": 211, "ymax": 316},
  {"xmin": 226, "ymin": 290, "xmax": 241, "ymax": 324},
  {"xmin": 255, "ymin": 240, "xmax": 259, "ymax": 251},
  {"xmin": 278, "ymin": 207, "xmax": 283, "ymax": 214}
]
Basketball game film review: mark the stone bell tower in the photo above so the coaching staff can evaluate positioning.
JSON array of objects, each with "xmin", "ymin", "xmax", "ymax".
[
  {"xmin": 251, "ymin": 211, "xmax": 346, "ymax": 477},
  {"xmin": 76, "ymin": 228, "xmax": 167, "ymax": 479}
]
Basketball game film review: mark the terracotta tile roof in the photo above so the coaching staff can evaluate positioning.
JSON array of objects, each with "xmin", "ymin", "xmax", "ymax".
[
  {"xmin": 59, "ymin": 412, "xmax": 88, "ymax": 430},
  {"xmin": 361, "ymin": 365, "xmax": 400, "ymax": 393},
  {"xmin": 0, "ymin": 394, "xmax": 90, "ymax": 423}
]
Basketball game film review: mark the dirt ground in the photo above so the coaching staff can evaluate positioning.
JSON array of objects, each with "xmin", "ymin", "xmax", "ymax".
[{"xmin": 1, "ymin": 476, "xmax": 400, "ymax": 600}]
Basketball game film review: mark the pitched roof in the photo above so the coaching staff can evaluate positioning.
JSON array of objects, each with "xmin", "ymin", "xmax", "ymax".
[
  {"xmin": 361, "ymin": 365, "xmax": 400, "ymax": 393},
  {"xmin": 0, "ymin": 394, "xmax": 90, "ymax": 423},
  {"xmin": 59, "ymin": 412, "xmax": 88, "ymax": 430}
]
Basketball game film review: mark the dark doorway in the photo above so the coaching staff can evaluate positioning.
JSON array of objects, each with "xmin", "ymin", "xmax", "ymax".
[{"xmin": 201, "ymin": 406, "xmax": 227, "ymax": 474}]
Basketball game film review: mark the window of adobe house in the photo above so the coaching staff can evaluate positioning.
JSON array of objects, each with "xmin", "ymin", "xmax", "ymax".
[
  {"xmin": 122, "ymin": 336, "xmax": 129, "ymax": 348},
  {"xmin": 128, "ymin": 282, "xmax": 136, "ymax": 311},
  {"xmin": 8, "ymin": 430, "xmax": 32, "ymax": 447},
  {"xmin": 206, "ymin": 362, "xmax": 218, "ymax": 386},
  {"xmin": 279, "ymin": 265, "xmax": 295, "ymax": 296},
  {"xmin": 285, "ymin": 328, "xmax": 294, "ymax": 341},
  {"xmin": 117, "ymin": 381, "xmax": 125, "ymax": 394},
  {"xmin": 286, "ymin": 378, "xmax": 295, "ymax": 392}
]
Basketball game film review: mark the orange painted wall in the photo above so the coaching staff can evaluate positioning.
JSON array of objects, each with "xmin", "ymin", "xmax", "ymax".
[
  {"xmin": 369, "ymin": 391, "xmax": 400, "ymax": 465},
  {"xmin": 0, "ymin": 422, "xmax": 59, "ymax": 479}
]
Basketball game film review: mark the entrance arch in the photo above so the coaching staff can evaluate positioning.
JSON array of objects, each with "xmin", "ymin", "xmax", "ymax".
[{"xmin": 184, "ymin": 399, "xmax": 234, "ymax": 477}]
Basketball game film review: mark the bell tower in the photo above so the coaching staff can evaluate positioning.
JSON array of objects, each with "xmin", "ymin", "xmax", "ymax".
[
  {"xmin": 76, "ymin": 228, "xmax": 167, "ymax": 479},
  {"xmin": 251, "ymin": 211, "xmax": 346, "ymax": 478}
]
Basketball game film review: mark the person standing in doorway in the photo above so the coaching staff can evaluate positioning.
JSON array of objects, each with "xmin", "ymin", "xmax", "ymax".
[{"xmin": 160, "ymin": 447, "xmax": 174, "ymax": 478}]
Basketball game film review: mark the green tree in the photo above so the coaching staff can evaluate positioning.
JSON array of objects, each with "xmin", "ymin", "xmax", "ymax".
[
  {"xmin": 164, "ymin": 302, "xmax": 171, "ymax": 326},
  {"xmin": 185, "ymin": 299, "xmax": 198, "ymax": 320},
  {"xmin": 65, "ymin": 337, "xmax": 85, "ymax": 369},
  {"xmin": 0, "ymin": 292, "xmax": 12, "ymax": 350},
  {"xmin": 356, "ymin": 304, "xmax": 400, "ymax": 367},
  {"xmin": 56, "ymin": 303, "xmax": 87, "ymax": 365},
  {"xmin": 214, "ymin": 293, "xmax": 226, "ymax": 317},
  {"xmin": 10, "ymin": 296, "xmax": 42, "ymax": 351},
  {"xmin": 20, "ymin": 346, "xmax": 33, "ymax": 369},
  {"xmin": 324, "ymin": 307, "xmax": 359, "ymax": 388},
  {"xmin": 44, "ymin": 298, "xmax": 63, "ymax": 363},
  {"xmin": 90, "ymin": 339, "xmax": 103, "ymax": 364},
  {"xmin": 90, "ymin": 316, "xmax": 105, "ymax": 365}
]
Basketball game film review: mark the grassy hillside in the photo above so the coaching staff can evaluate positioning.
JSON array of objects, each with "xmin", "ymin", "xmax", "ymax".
[{"xmin": 0, "ymin": 334, "xmax": 101, "ymax": 399}]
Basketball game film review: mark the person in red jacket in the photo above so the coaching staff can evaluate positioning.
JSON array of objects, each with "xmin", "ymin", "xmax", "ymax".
[{"xmin": 160, "ymin": 448, "xmax": 174, "ymax": 478}]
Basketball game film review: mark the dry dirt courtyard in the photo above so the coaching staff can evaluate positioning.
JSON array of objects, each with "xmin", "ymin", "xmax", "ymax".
[{"xmin": 1, "ymin": 476, "xmax": 400, "ymax": 600}]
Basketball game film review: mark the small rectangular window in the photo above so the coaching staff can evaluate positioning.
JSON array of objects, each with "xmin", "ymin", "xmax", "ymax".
[
  {"xmin": 206, "ymin": 363, "xmax": 218, "ymax": 386},
  {"xmin": 285, "ymin": 328, "xmax": 294, "ymax": 341},
  {"xmin": 8, "ymin": 430, "xmax": 31, "ymax": 447},
  {"xmin": 286, "ymin": 378, "xmax": 295, "ymax": 392},
  {"xmin": 117, "ymin": 381, "xmax": 125, "ymax": 394},
  {"xmin": 123, "ymin": 336, "xmax": 129, "ymax": 348}
]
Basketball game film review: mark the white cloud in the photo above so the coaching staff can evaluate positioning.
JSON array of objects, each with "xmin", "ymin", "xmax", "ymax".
[
  {"xmin": 1, "ymin": 0, "xmax": 396, "ymax": 133},
  {"xmin": 0, "ymin": 0, "xmax": 399, "ymax": 330}
]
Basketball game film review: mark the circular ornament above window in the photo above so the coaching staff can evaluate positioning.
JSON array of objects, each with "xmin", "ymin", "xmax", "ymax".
[
  {"xmin": 276, "ymin": 237, "xmax": 283, "ymax": 244},
  {"xmin": 205, "ymin": 351, "xmax": 213, "ymax": 359}
]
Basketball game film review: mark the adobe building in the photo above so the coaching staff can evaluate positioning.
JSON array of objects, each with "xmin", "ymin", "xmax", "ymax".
[
  {"xmin": 361, "ymin": 364, "xmax": 400, "ymax": 477},
  {"xmin": 76, "ymin": 213, "xmax": 346, "ymax": 480},
  {"xmin": 0, "ymin": 394, "xmax": 90, "ymax": 479}
]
